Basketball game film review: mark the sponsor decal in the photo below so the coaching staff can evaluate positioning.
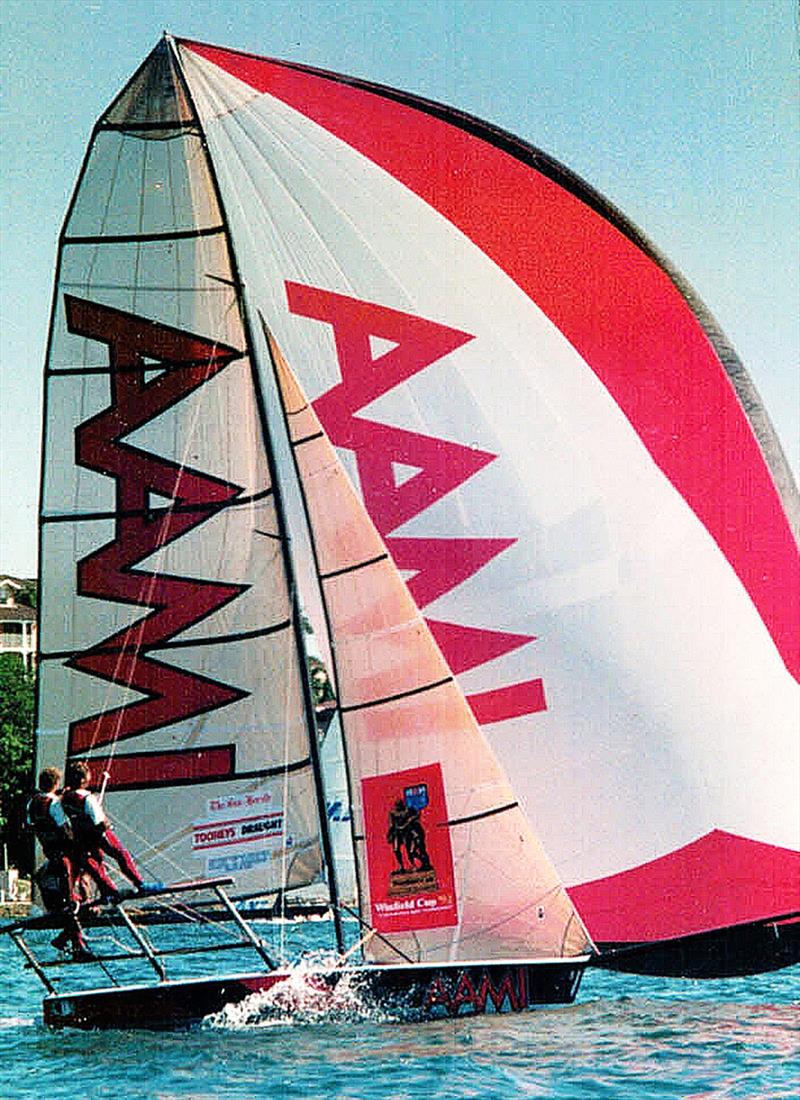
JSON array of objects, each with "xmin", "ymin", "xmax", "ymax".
[
  {"xmin": 192, "ymin": 787, "xmax": 286, "ymax": 873},
  {"xmin": 287, "ymin": 282, "xmax": 546, "ymax": 722},
  {"xmin": 423, "ymin": 967, "xmax": 528, "ymax": 1017},
  {"xmin": 207, "ymin": 849, "xmax": 271, "ymax": 874},
  {"xmin": 327, "ymin": 799, "xmax": 351, "ymax": 823},
  {"xmin": 362, "ymin": 763, "xmax": 457, "ymax": 932}
]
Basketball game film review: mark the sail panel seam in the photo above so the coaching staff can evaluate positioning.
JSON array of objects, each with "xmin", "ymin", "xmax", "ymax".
[
  {"xmin": 340, "ymin": 675, "xmax": 453, "ymax": 713},
  {"xmin": 39, "ymin": 619, "xmax": 292, "ymax": 661}
]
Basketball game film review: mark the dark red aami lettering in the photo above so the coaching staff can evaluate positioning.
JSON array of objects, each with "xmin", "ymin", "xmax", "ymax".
[
  {"xmin": 64, "ymin": 296, "xmax": 248, "ymax": 788},
  {"xmin": 424, "ymin": 967, "xmax": 527, "ymax": 1016}
]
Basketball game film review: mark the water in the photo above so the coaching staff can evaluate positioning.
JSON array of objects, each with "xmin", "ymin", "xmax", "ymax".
[{"xmin": 1, "ymin": 923, "xmax": 797, "ymax": 1099}]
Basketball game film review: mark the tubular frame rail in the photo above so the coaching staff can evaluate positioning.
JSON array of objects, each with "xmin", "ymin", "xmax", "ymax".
[{"xmin": 2, "ymin": 878, "xmax": 277, "ymax": 992}]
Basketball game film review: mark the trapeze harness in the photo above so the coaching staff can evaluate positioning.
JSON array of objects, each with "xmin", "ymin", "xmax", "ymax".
[
  {"xmin": 26, "ymin": 791, "xmax": 79, "ymax": 929},
  {"xmin": 61, "ymin": 788, "xmax": 143, "ymax": 890}
]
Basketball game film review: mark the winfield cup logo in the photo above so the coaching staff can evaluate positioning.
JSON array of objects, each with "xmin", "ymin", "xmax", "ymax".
[
  {"xmin": 386, "ymin": 783, "xmax": 438, "ymax": 898},
  {"xmin": 362, "ymin": 763, "xmax": 457, "ymax": 932}
]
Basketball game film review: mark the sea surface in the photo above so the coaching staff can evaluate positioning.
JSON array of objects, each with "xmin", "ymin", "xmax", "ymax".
[{"xmin": 0, "ymin": 918, "xmax": 797, "ymax": 1099}]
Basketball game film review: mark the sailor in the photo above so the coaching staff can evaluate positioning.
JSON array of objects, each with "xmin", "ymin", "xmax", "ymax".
[
  {"xmin": 61, "ymin": 761, "xmax": 146, "ymax": 894},
  {"xmin": 26, "ymin": 768, "xmax": 72, "ymax": 867},
  {"xmin": 25, "ymin": 767, "xmax": 91, "ymax": 958}
]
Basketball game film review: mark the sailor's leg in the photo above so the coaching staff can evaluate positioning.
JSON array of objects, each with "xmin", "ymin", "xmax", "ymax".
[
  {"xmin": 80, "ymin": 850, "xmax": 122, "ymax": 901},
  {"xmin": 51, "ymin": 854, "xmax": 89, "ymax": 955},
  {"xmin": 98, "ymin": 829, "xmax": 144, "ymax": 888}
]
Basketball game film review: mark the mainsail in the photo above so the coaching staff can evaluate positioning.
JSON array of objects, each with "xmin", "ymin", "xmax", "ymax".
[
  {"xmin": 267, "ymin": 329, "xmax": 590, "ymax": 963},
  {"xmin": 36, "ymin": 41, "xmax": 324, "ymax": 898},
  {"xmin": 35, "ymin": 35, "xmax": 798, "ymax": 971}
]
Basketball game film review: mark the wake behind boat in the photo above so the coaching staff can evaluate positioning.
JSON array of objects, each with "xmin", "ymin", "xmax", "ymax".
[{"xmin": 4, "ymin": 879, "xmax": 588, "ymax": 1030}]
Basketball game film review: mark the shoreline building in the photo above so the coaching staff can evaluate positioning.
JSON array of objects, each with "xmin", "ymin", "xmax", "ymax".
[{"xmin": 0, "ymin": 577, "xmax": 37, "ymax": 670}]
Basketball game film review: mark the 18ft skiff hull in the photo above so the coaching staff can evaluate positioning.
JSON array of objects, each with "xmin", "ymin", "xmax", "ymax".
[{"xmin": 43, "ymin": 957, "xmax": 589, "ymax": 1030}]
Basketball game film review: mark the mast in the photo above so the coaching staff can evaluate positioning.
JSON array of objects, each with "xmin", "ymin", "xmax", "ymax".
[
  {"xmin": 255, "ymin": 325, "xmax": 347, "ymax": 952},
  {"xmin": 167, "ymin": 36, "xmax": 345, "ymax": 953},
  {"xmin": 260, "ymin": 317, "xmax": 365, "ymax": 946}
]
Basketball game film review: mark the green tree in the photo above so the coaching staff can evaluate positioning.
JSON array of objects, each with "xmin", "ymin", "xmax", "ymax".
[
  {"xmin": 18, "ymin": 579, "xmax": 38, "ymax": 609},
  {"xmin": 0, "ymin": 654, "xmax": 35, "ymax": 873}
]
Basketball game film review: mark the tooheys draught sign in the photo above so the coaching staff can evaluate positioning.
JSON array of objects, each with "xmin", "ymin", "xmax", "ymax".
[{"xmin": 362, "ymin": 764, "xmax": 457, "ymax": 932}]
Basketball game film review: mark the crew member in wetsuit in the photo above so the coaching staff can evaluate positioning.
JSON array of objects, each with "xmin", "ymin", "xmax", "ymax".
[
  {"xmin": 25, "ymin": 767, "xmax": 90, "ymax": 958},
  {"xmin": 61, "ymin": 761, "xmax": 145, "ymax": 893}
]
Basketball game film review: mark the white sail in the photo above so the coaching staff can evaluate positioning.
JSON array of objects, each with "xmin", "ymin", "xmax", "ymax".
[
  {"xmin": 174, "ymin": 38, "xmax": 800, "ymax": 950},
  {"xmin": 36, "ymin": 41, "xmax": 323, "ymax": 897}
]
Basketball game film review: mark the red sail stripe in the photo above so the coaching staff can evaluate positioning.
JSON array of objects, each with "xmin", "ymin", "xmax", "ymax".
[
  {"xmin": 425, "ymin": 619, "xmax": 534, "ymax": 675},
  {"xmin": 387, "ymin": 536, "xmax": 516, "ymax": 610},
  {"xmin": 184, "ymin": 42, "xmax": 799, "ymax": 683},
  {"xmin": 92, "ymin": 748, "xmax": 235, "ymax": 790},
  {"xmin": 466, "ymin": 679, "xmax": 547, "ymax": 725},
  {"xmin": 568, "ymin": 830, "xmax": 800, "ymax": 942}
]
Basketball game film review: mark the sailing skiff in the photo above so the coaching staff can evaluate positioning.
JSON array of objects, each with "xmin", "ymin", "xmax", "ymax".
[{"xmin": 11, "ymin": 32, "xmax": 798, "ymax": 1028}]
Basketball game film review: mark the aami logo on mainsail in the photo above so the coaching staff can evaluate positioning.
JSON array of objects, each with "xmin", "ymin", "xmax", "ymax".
[
  {"xmin": 64, "ymin": 296, "xmax": 248, "ymax": 778},
  {"xmin": 286, "ymin": 281, "xmax": 547, "ymax": 725}
]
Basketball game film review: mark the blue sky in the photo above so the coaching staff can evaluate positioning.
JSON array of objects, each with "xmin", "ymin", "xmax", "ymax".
[{"xmin": 1, "ymin": 0, "xmax": 797, "ymax": 576}]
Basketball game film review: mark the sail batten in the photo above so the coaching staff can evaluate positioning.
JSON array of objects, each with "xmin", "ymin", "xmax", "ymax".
[{"xmin": 339, "ymin": 677, "xmax": 454, "ymax": 714}]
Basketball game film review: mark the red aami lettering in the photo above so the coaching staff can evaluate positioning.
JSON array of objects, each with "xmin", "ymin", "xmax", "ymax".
[
  {"xmin": 425, "ymin": 619, "xmax": 536, "ymax": 675},
  {"xmin": 287, "ymin": 279, "xmax": 545, "ymax": 723},
  {"xmin": 475, "ymin": 969, "xmax": 526, "ymax": 1012},
  {"xmin": 287, "ymin": 281, "xmax": 491, "ymax": 538},
  {"xmin": 423, "ymin": 968, "xmax": 526, "ymax": 1016},
  {"xmin": 89, "ymin": 749, "xmax": 235, "ymax": 790},
  {"xmin": 64, "ymin": 297, "xmax": 248, "ymax": 769},
  {"xmin": 386, "ymin": 537, "xmax": 516, "ymax": 610}
]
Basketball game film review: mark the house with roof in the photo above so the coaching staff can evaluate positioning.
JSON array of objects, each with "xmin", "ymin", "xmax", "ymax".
[{"xmin": 0, "ymin": 576, "xmax": 37, "ymax": 670}]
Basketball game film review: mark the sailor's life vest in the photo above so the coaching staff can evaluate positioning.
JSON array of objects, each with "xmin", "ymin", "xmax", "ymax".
[
  {"xmin": 26, "ymin": 792, "xmax": 68, "ymax": 857},
  {"xmin": 61, "ymin": 788, "xmax": 106, "ymax": 847}
]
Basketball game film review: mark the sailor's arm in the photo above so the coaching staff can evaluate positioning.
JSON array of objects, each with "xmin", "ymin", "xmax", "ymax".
[
  {"xmin": 49, "ymin": 798, "xmax": 74, "ymax": 842},
  {"xmin": 83, "ymin": 791, "xmax": 108, "ymax": 831}
]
